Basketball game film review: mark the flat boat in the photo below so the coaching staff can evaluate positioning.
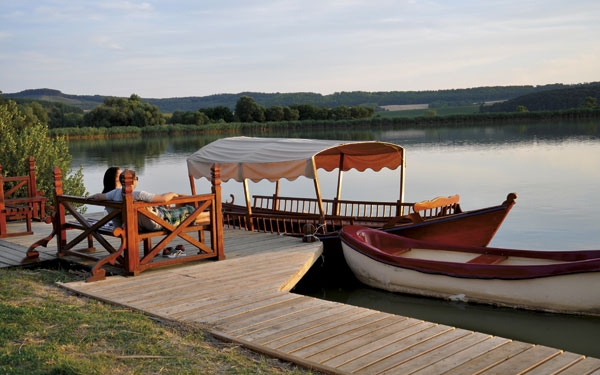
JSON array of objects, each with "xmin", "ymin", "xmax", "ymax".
[
  {"xmin": 340, "ymin": 225, "xmax": 600, "ymax": 315},
  {"xmin": 186, "ymin": 136, "xmax": 516, "ymax": 246}
]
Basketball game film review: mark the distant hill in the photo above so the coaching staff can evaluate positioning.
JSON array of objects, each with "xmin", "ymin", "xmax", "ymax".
[
  {"xmin": 480, "ymin": 83, "xmax": 600, "ymax": 112},
  {"xmin": 3, "ymin": 88, "xmax": 106, "ymax": 111},
  {"xmin": 3, "ymin": 83, "xmax": 598, "ymax": 113}
]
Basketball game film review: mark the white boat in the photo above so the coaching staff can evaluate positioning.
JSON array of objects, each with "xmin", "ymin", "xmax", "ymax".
[{"xmin": 340, "ymin": 225, "xmax": 600, "ymax": 316}]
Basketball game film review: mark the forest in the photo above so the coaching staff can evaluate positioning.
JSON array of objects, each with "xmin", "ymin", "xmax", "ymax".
[
  {"xmin": 7, "ymin": 83, "xmax": 598, "ymax": 112},
  {"xmin": 2, "ymin": 82, "xmax": 599, "ymax": 132}
]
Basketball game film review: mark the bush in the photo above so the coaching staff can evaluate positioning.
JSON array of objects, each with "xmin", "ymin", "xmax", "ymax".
[{"xmin": 0, "ymin": 99, "xmax": 86, "ymax": 208}]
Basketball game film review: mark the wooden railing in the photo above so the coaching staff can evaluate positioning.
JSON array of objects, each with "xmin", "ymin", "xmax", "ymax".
[
  {"xmin": 253, "ymin": 195, "xmax": 413, "ymax": 218},
  {"xmin": 225, "ymin": 194, "xmax": 462, "ymax": 236},
  {"xmin": 223, "ymin": 195, "xmax": 415, "ymax": 236}
]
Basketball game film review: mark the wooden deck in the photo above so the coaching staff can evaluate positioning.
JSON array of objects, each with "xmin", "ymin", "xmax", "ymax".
[{"xmin": 2, "ymin": 218, "xmax": 600, "ymax": 374}]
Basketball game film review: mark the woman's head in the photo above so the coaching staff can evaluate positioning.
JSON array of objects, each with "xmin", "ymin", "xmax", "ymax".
[{"xmin": 102, "ymin": 167, "xmax": 122, "ymax": 193}]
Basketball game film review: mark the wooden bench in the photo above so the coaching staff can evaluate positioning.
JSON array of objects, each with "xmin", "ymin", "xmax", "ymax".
[
  {"xmin": 0, "ymin": 156, "xmax": 49, "ymax": 238},
  {"xmin": 382, "ymin": 194, "xmax": 461, "ymax": 229},
  {"xmin": 24, "ymin": 167, "xmax": 225, "ymax": 282},
  {"xmin": 412, "ymin": 194, "xmax": 461, "ymax": 218},
  {"xmin": 467, "ymin": 254, "xmax": 508, "ymax": 265}
]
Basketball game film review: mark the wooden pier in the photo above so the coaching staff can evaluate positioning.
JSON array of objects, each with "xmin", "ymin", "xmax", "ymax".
[{"xmin": 2, "ymin": 218, "xmax": 600, "ymax": 374}]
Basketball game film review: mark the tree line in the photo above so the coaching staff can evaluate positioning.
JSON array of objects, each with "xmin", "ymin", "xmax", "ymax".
[
  {"xmin": 10, "ymin": 84, "xmax": 596, "ymax": 113},
  {"xmin": 168, "ymin": 96, "xmax": 374, "ymax": 125},
  {"xmin": 480, "ymin": 84, "xmax": 600, "ymax": 112},
  {"xmin": 4, "ymin": 85, "xmax": 598, "ymax": 131},
  {"xmin": 7, "ymin": 94, "xmax": 375, "ymax": 128}
]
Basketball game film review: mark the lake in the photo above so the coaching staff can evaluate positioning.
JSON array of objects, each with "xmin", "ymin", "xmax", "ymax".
[{"xmin": 67, "ymin": 120, "xmax": 600, "ymax": 357}]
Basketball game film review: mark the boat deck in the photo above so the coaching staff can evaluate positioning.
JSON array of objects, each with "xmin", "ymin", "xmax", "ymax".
[{"xmin": 2, "ymin": 218, "xmax": 600, "ymax": 374}]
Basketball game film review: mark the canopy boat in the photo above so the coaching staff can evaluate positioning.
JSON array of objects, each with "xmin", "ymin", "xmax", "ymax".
[
  {"xmin": 186, "ymin": 136, "xmax": 516, "ymax": 246},
  {"xmin": 340, "ymin": 225, "xmax": 600, "ymax": 315}
]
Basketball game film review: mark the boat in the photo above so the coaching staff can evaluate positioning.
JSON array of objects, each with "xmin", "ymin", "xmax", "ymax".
[
  {"xmin": 383, "ymin": 192, "xmax": 517, "ymax": 247},
  {"xmin": 340, "ymin": 225, "xmax": 600, "ymax": 315},
  {"xmin": 186, "ymin": 136, "xmax": 516, "ymax": 246}
]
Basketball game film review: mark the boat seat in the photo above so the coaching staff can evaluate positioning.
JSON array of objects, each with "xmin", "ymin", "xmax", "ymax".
[
  {"xmin": 379, "ymin": 246, "xmax": 410, "ymax": 256},
  {"xmin": 467, "ymin": 254, "xmax": 507, "ymax": 264}
]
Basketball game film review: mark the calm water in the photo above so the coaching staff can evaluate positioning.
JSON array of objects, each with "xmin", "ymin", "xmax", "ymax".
[{"xmin": 68, "ymin": 120, "xmax": 600, "ymax": 356}]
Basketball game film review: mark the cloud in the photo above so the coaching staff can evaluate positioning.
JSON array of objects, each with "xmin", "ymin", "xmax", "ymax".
[
  {"xmin": 98, "ymin": 1, "xmax": 154, "ymax": 12},
  {"xmin": 1, "ymin": 0, "xmax": 599, "ymax": 97},
  {"xmin": 92, "ymin": 36, "xmax": 125, "ymax": 51}
]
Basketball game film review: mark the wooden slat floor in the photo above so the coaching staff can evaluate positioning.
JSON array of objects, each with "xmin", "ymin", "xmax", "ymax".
[
  {"xmin": 1, "ymin": 219, "xmax": 57, "ymax": 265},
  {"xmin": 2, "ymin": 217, "xmax": 600, "ymax": 374}
]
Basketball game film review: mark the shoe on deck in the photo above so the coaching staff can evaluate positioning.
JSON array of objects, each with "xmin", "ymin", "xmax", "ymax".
[
  {"xmin": 162, "ymin": 247, "xmax": 174, "ymax": 257},
  {"xmin": 167, "ymin": 249, "xmax": 186, "ymax": 258}
]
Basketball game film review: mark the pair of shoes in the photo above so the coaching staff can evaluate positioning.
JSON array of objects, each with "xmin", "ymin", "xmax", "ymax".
[
  {"xmin": 162, "ymin": 247, "xmax": 175, "ymax": 257},
  {"xmin": 167, "ymin": 245, "xmax": 186, "ymax": 259}
]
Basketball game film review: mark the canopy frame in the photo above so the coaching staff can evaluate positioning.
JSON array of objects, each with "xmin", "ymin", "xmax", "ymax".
[{"xmin": 187, "ymin": 137, "xmax": 406, "ymax": 220}]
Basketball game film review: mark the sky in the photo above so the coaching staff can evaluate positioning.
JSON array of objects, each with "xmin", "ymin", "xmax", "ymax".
[{"xmin": 1, "ymin": 0, "xmax": 599, "ymax": 99}]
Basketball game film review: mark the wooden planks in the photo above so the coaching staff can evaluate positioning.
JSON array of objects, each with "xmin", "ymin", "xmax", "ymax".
[
  {"xmin": 2, "ymin": 220, "xmax": 600, "ymax": 374},
  {"xmin": 0, "ymin": 238, "xmax": 54, "ymax": 265}
]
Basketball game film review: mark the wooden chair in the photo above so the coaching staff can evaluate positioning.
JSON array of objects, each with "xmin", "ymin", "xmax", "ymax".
[
  {"xmin": 25, "ymin": 167, "xmax": 225, "ymax": 282},
  {"xmin": 0, "ymin": 157, "xmax": 48, "ymax": 238}
]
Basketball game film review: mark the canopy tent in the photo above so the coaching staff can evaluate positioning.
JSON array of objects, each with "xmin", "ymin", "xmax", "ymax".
[{"xmin": 186, "ymin": 136, "xmax": 406, "ymax": 216}]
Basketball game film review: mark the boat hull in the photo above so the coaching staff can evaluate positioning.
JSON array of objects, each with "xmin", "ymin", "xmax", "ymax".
[
  {"xmin": 340, "ymin": 226, "xmax": 600, "ymax": 315},
  {"xmin": 383, "ymin": 203, "xmax": 514, "ymax": 247},
  {"xmin": 223, "ymin": 194, "xmax": 517, "ymax": 249}
]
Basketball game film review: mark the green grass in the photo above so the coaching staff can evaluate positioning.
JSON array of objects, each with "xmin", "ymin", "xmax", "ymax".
[{"xmin": 0, "ymin": 267, "xmax": 320, "ymax": 375}]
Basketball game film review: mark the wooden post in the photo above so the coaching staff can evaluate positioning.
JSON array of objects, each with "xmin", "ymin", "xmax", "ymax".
[
  {"xmin": 188, "ymin": 174, "xmax": 197, "ymax": 195},
  {"xmin": 333, "ymin": 154, "xmax": 345, "ymax": 216},
  {"xmin": 121, "ymin": 170, "xmax": 139, "ymax": 273},
  {"xmin": 27, "ymin": 157, "xmax": 37, "ymax": 200},
  {"xmin": 27, "ymin": 156, "xmax": 45, "ymax": 220},
  {"xmin": 242, "ymin": 178, "xmax": 254, "ymax": 231},
  {"xmin": 311, "ymin": 162, "xmax": 325, "ymax": 224},
  {"xmin": 399, "ymin": 148, "xmax": 405, "ymax": 204},
  {"xmin": 211, "ymin": 164, "xmax": 225, "ymax": 260},
  {"xmin": 273, "ymin": 180, "xmax": 280, "ymax": 211},
  {"xmin": 53, "ymin": 167, "xmax": 68, "ymax": 253}
]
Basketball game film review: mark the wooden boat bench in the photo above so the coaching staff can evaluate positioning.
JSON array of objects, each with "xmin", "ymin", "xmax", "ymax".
[
  {"xmin": 1, "ymin": 156, "xmax": 49, "ymax": 238},
  {"xmin": 24, "ymin": 167, "xmax": 225, "ymax": 282},
  {"xmin": 382, "ymin": 194, "xmax": 461, "ymax": 228},
  {"xmin": 412, "ymin": 194, "xmax": 461, "ymax": 218},
  {"xmin": 467, "ymin": 254, "xmax": 508, "ymax": 265}
]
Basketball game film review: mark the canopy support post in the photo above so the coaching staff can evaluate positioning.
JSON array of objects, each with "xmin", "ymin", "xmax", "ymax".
[
  {"xmin": 188, "ymin": 174, "xmax": 197, "ymax": 195},
  {"xmin": 334, "ymin": 154, "xmax": 345, "ymax": 216},
  {"xmin": 273, "ymin": 180, "xmax": 280, "ymax": 211},
  {"xmin": 311, "ymin": 160, "xmax": 325, "ymax": 224},
  {"xmin": 242, "ymin": 178, "xmax": 254, "ymax": 231},
  {"xmin": 399, "ymin": 148, "xmax": 406, "ymax": 213}
]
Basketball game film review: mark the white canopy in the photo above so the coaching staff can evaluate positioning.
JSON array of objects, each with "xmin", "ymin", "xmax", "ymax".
[{"xmin": 186, "ymin": 136, "xmax": 405, "ymax": 183}]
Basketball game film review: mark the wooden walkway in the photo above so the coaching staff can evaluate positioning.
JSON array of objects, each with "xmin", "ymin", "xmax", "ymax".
[{"xmin": 2, "ymin": 218, "xmax": 600, "ymax": 374}]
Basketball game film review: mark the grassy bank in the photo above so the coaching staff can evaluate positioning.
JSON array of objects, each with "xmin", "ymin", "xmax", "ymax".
[{"xmin": 0, "ymin": 266, "xmax": 320, "ymax": 375}]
